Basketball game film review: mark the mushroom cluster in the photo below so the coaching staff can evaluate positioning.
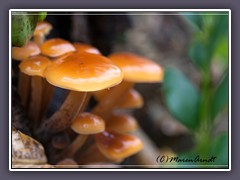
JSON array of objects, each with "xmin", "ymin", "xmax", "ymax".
[{"xmin": 12, "ymin": 21, "xmax": 164, "ymax": 168}]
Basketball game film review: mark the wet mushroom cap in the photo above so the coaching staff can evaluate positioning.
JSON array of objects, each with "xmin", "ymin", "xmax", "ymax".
[
  {"xmin": 71, "ymin": 112, "xmax": 105, "ymax": 134},
  {"xmin": 93, "ymin": 88, "xmax": 143, "ymax": 109},
  {"xmin": 106, "ymin": 113, "xmax": 138, "ymax": 133},
  {"xmin": 40, "ymin": 38, "xmax": 76, "ymax": 57},
  {"xmin": 44, "ymin": 52, "xmax": 123, "ymax": 91},
  {"xmin": 33, "ymin": 21, "xmax": 52, "ymax": 37},
  {"xmin": 118, "ymin": 88, "xmax": 143, "ymax": 109},
  {"xmin": 95, "ymin": 131, "xmax": 143, "ymax": 160},
  {"xmin": 12, "ymin": 41, "xmax": 40, "ymax": 61},
  {"xmin": 73, "ymin": 42, "xmax": 101, "ymax": 55},
  {"xmin": 109, "ymin": 52, "xmax": 164, "ymax": 82},
  {"xmin": 19, "ymin": 55, "xmax": 51, "ymax": 77}
]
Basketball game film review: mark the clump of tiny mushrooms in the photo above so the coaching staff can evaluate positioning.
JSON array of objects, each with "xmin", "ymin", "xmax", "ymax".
[{"xmin": 12, "ymin": 21, "xmax": 164, "ymax": 168}]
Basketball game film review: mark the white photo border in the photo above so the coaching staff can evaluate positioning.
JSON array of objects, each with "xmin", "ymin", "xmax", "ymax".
[{"xmin": 9, "ymin": 9, "xmax": 231, "ymax": 171}]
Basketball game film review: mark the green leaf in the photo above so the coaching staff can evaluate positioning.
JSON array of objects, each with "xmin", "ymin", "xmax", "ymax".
[
  {"xmin": 182, "ymin": 13, "xmax": 203, "ymax": 32},
  {"xmin": 189, "ymin": 40, "xmax": 210, "ymax": 71},
  {"xmin": 207, "ymin": 15, "xmax": 229, "ymax": 57},
  {"xmin": 177, "ymin": 133, "xmax": 229, "ymax": 168},
  {"xmin": 38, "ymin": 12, "xmax": 47, "ymax": 21},
  {"xmin": 211, "ymin": 73, "xmax": 229, "ymax": 120},
  {"xmin": 213, "ymin": 36, "xmax": 229, "ymax": 66},
  {"xmin": 163, "ymin": 68, "xmax": 200, "ymax": 130},
  {"xmin": 208, "ymin": 133, "xmax": 229, "ymax": 166},
  {"xmin": 12, "ymin": 12, "xmax": 47, "ymax": 47}
]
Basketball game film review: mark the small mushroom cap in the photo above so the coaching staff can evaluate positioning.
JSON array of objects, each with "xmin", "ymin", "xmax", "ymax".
[
  {"xmin": 106, "ymin": 113, "xmax": 138, "ymax": 133},
  {"xmin": 94, "ymin": 88, "xmax": 143, "ymax": 109},
  {"xmin": 12, "ymin": 41, "xmax": 40, "ymax": 61},
  {"xmin": 73, "ymin": 42, "xmax": 101, "ymax": 55},
  {"xmin": 19, "ymin": 55, "xmax": 51, "ymax": 77},
  {"xmin": 40, "ymin": 38, "xmax": 76, "ymax": 57},
  {"xmin": 44, "ymin": 52, "xmax": 123, "ymax": 92},
  {"xmin": 33, "ymin": 21, "xmax": 52, "ymax": 37},
  {"xmin": 109, "ymin": 52, "xmax": 164, "ymax": 83},
  {"xmin": 71, "ymin": 112, "xmax": 105, "ymax": 134},
  {"xmin": 118, "ymin": 89, "xmax": 143, "ymax": 109},
  {"xmin": 95, "ymin": 131, "xmax": 143, "ymax": 160}
]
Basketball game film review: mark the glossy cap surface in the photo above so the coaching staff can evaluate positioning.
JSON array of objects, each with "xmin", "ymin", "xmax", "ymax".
[
  {"xmin": 44, "ymin": 52, "xmax": 123, "ymax": 91},
  {"xmin": 19, "ymin": 55, "xmax": 51, "ymax": 77},
  {"xmin": 33, "ymin": 21, "xmax": 52, "ymax": 36},
  {"xmin": 73, "ymin": 43, "xmax": 101, "ymax": 55},
  {"xmin": 12, "ymin": 41, "xmax": 40, "ymax": 61},
  {"xmin": 40, "ymin": 38, "xmax": 76, "ymax": 57},
  {"xmin": 109, "ymin": 52, "xmax": 163, "ymax": 83},
  {"xmin": 95, "ymin": 131, "xmax": 143, "ymax": 160},
  {"xmin": 107, "ymin": 113, "xmax": 138, "ymax": 133},
  {"xmin": 71, "ymin": 112, "xmax": 105, "ymax": 134}
]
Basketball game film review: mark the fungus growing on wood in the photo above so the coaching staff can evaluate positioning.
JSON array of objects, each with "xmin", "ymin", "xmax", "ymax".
[
  {"xmin": 95, "ymin": 131, "xmax": 143, "ymax": 160},
  {"xmin": 33, "ymin": 21, "xmax": 52, "ymax": 45},
  {"xmin": 92, "ymin": 52, "xmax": 163, "ymax": 120},
  {"xmin": 40, "ymin": 38, "xmax": 76, "ymax": 58},
  {"xmin": 19, "ymin": 55, "xmax": 52, "ymax": 128},
  {"xmin": 73, "ymin": 42, "xmax": 101, "ymax": 55},
  {"xmin": 57, "ymin": 112, "xmax": 105, "ymax": 160},
  {"xmin": 38, "ymin": 52, "xmax": 123, "ymax": 139},
  {"xmin": 12, "ymin": 41, "xmax": 40, "ymax": 61},
  {"xmin": 106, "ymin": 113, "xmax": 138, "ymax": 134},
  {"xmin": 94, "ymin": 88, "xmax": 143, "ymax": 109}
]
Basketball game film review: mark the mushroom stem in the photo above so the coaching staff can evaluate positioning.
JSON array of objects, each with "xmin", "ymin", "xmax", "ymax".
[
  {"xmin": 76, "ymin": 144, "xmax": 105, "ymax": 164},
  {"xmin": 37, "ymin": 91, "xmax": 89, "ymax": 140},
  {"xmin": 18, "ymin": 72, "xmax": 31, "ymax": 108},
  {"xmin": 40, "ymin": 79, "xmax": 55, "ymax": 119},
  {"xmin": 76, "ymin": 143, "xmax": 122, "ymax": 164},
  {"xmin": 74, "ymin": 81, "xmax": 133, "ymax": 163},
  {"xmin": 55, "ymin": 134, "xmax": 88, "ymax": 161},
  {"xmin": 92, "ymin": 81, "xmax": 133, "ymax": 120},
  {"xmin": 55, "ymin": 111, "xmax": 105, "ymax": 161},
  {"xmin": 28, "ymin": 76, "xmax": 43, "ymax": 130},
  {"xmin": 34, "ymin": 35, "xmax": 44, "ymax": 46}
]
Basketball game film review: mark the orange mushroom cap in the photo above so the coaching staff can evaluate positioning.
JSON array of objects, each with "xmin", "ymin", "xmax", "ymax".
[
  {"xmin": 106, "ymin": 113, "xmax": 138, "ymax": 133},
  {"xmin": 109, "ymin": 52, "xmax": 164, "ymax": 83},
  {"xmin": 71, "ymin": 112, "xmax": 105, "ymax": 134},
  {"xmin": 73, "ymin": 42, "xmax": 101, "ymax": 55},
  {"xmin": 19, "ymin": 55, "xmax": 51, "ymax": 77},
  {"xmin": 95, "ymin": 131, "xmax": 143, "ymax": 160},
  {"xmin": 118, "ymin": 88, "xmax": 143, "ymax": 109},
  {"xmin": 93, "ymin": 88, "xmax": 143, "ymax": 109},
  {"xmin": 12, "ymin": 41, "xmax": 40, "ymax": 61},
  {"xmin": 44, "ymin": 52, "xmax": 123, "ymax": 92},
  {"xmin": 33, "ymin": 21, "xmax": 52, "ymax": 37},
  {"xmin": 40, "ymin": 38, "xmax": 76, "ymax": 57}
]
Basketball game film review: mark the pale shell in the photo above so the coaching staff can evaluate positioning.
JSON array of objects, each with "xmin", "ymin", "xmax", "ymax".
[{"xmin": 12, "ymin": 128, "xmax": 47, "ymax": 165}]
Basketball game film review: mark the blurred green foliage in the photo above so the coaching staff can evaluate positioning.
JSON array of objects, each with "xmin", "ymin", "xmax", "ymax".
[
  {"xmin": 12, "ymin": 12, "xmax": 47, "ymax": 47},
  {"xmin": 163, "ymin": 68, "xmax": 200, "ymax": 130},
  {"xmin": 163, "ymin": 12, "xmax": 229, "ymax": 168},
  {"xmin": 211, "ymin": 74, "xmax": 229, "ymax": 120}
]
